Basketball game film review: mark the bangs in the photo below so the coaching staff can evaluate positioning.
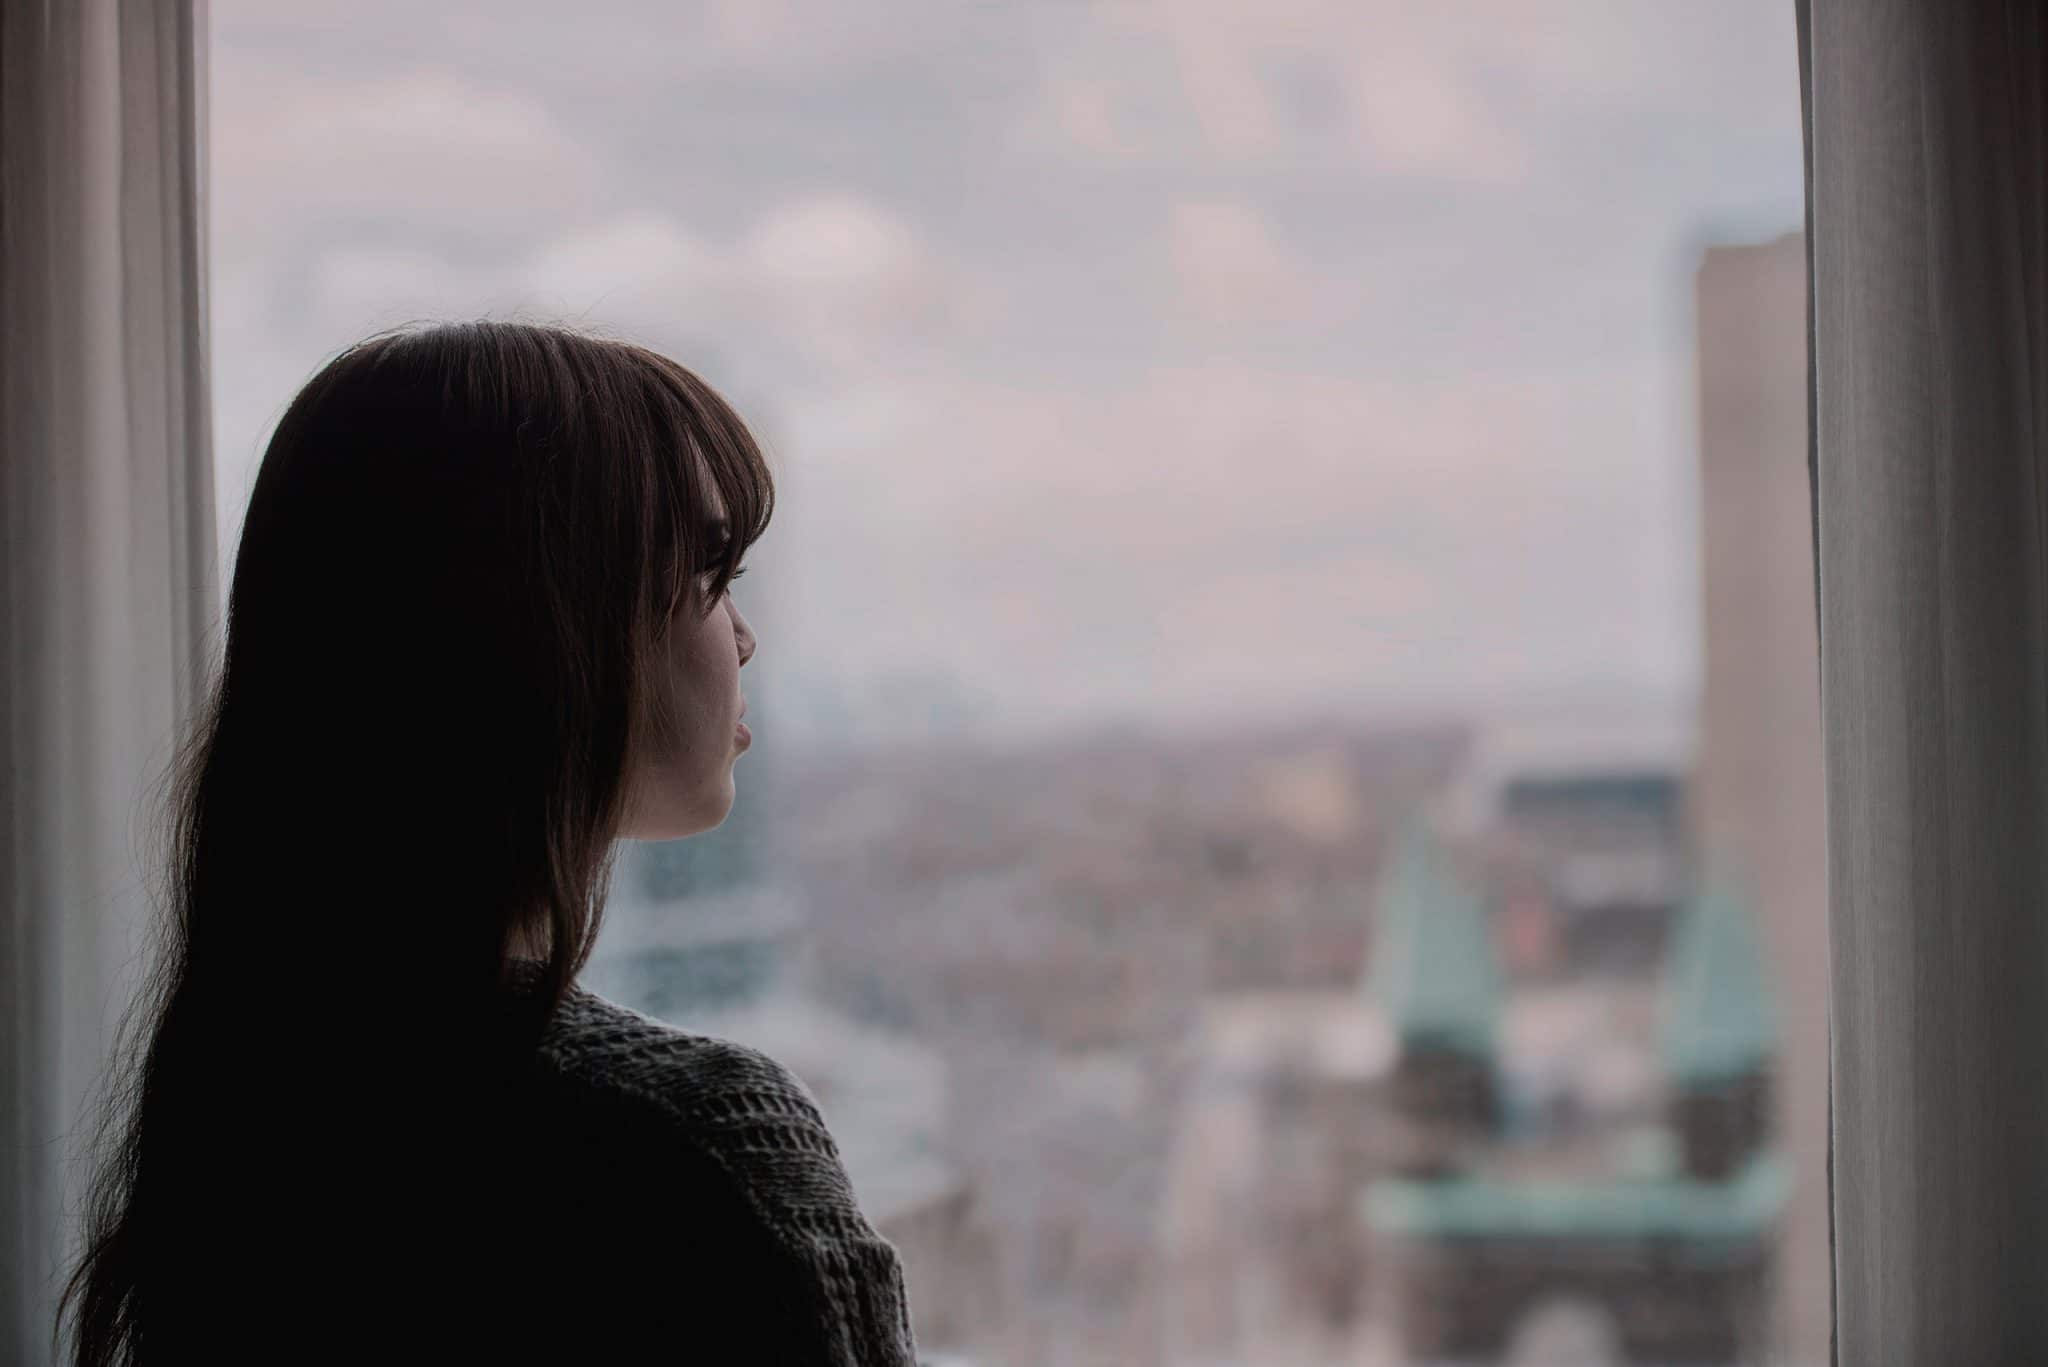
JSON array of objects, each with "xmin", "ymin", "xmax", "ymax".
[{"xmin": 632, "ymin": 346, "xmax": 775, "ymax": 619}]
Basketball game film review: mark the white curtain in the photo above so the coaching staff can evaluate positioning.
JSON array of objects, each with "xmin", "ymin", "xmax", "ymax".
[
  {"xmin": 1, "ymin": 3, "xmax": 217, "ymax": 1363},
  {"xmin": 1804, "ymin": 1, "xmax": 2048, "ymax": 1360}
]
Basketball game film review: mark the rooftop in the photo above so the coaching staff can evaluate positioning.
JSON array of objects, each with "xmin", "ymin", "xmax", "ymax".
[{"xmin": 1363, "ymin": 1150, "xmax": 1791, "ymax": 1244}]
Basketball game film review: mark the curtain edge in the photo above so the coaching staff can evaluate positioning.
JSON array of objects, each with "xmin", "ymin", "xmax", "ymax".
[{"xmin": 1791, "ymin": 2, "xmax": 1834, "ymax": 1365}]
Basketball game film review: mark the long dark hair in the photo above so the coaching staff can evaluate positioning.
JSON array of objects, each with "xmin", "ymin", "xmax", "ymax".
[{"xmin": 56, "ymin": 321, "xmax": 773, "ymax": 1363}]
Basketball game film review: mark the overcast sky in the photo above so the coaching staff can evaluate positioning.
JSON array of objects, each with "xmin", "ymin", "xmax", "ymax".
[{"xmin": 208, "ymin": 1, "xmax": 1804, "ymax": 748}]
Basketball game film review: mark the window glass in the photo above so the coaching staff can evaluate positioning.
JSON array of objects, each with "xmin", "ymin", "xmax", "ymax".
[{"xmin": 211, "ymin": 5, "xmax": 1816, "ymax": 1361}]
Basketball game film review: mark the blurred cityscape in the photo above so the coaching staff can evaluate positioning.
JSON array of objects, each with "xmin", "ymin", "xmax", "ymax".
[{"xmin": 584, "ymin": 230, "xmax": 1824, "ymax": 1366}]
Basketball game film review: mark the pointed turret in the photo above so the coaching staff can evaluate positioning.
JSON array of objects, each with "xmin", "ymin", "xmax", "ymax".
[
  {"xmin": 1369, "ymin": 819, "xmax": 1502, "ymax": 1057},
  {"xmin": 1663, "ymin": 878, "xmax": 1776, "ymax": 1085},
  {"xmin": 1661, "ymin": 874, "xmax": 1777, "ymax": 1178},
  {"xmin": 1367, "ymin": 818, "xmax": 1502, "ymax": 1175}
]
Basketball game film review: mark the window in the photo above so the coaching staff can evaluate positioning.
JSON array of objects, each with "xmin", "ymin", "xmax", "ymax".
[{"xmin": 211, "ymin": 5, "xmax": 1814, "ymax": 1361}]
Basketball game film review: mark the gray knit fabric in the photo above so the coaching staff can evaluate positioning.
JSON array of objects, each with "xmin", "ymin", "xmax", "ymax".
[{"xmin": 532, "ymin": 980, "xmax": 921, "ymax": 1364}]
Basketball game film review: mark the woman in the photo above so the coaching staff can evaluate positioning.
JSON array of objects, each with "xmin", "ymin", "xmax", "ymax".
[{"xmin": 56, "ymin": 322, "xmax": 919, "ymax": 1364}]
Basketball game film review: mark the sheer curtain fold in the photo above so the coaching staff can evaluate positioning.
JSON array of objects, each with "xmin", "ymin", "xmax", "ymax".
[
  {"xmin": 1805, "ymin": 2, "xmax": 2048, "ymax": 1360},
  {"xmin": 1, "ymin": 3, "xmax": 217, "ymax": 1364}
]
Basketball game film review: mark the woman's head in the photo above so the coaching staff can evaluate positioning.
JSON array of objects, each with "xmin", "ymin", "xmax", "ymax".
[
  {"xmin": 57, "ymin": 321, "xmax": 771, "ymax": 1363},
  {"xmin": 220, "ymin": 319, "xmax": 770, "ymax": 984}
]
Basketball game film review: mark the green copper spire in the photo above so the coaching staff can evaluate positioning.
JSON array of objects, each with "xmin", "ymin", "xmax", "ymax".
[
  {"xmin": 1367, "ymin": 818, "xmax": 1501, "ymax": 1057},
  {"xmin": 1662, "ymin": 876, "xmax": 1777, "ymax": 1086}
]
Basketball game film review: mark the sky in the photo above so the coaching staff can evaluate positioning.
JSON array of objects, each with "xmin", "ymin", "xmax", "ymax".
[{"xmin": 207, "ymin": 0, "xmax": 1805, "ymax": 749}]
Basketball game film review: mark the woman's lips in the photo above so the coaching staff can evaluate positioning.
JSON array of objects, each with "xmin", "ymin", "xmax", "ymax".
[{"xmin": 736, "ymin": 720, "xmax": 752, "ymax": 747}]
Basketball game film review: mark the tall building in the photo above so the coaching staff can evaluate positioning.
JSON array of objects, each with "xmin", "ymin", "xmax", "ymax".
[{"xmin": 1693, "ymin": 230, "xmax": 1829, "ymax": 1366}]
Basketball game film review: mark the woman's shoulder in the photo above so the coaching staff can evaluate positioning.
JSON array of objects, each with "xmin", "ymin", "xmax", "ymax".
[
  {"xmin": 507, "ymin": 980, "xmax": 921, "ymax": 1364},
  {"xmin": 531, "ymin": 982, "xmax": 877, "ymax": 1242}
]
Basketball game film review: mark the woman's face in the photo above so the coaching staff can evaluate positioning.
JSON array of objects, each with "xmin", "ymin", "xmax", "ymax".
[{"xmin": 619, "ymin": 487, "xmax": 756, "ymax": 841}]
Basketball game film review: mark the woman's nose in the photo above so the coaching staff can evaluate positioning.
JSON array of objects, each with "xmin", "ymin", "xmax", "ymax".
[{"xmin": 731, "ymin": 602, "xmax": 756, "ymax": 666}]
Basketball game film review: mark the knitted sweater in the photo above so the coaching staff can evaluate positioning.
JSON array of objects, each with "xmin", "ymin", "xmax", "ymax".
[{"xmin": 476, "ymin": 979, "xmax": 924, "ymax": 1364}]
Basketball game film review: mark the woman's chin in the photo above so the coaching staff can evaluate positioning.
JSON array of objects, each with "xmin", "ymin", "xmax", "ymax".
[{"xmin": 622, "ymin": 787, "xmax": 733, "ymax": 842}]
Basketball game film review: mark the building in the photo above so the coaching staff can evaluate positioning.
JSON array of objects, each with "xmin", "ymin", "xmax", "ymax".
[
  {"xmin": 1446, "ymin": 702, "xmax": 1693, "ymax": 983},
  {"xmin": 1363, "ymin": 846, "xmax": 1788, "ymax": 1364},
  {"xmin": 1693, "ymin": 229, "xmax": 1828, "ymax": 1366},
  {"xmin": 1150, "ymin": 804, "xmax": 1785, "ymax": 1364}
]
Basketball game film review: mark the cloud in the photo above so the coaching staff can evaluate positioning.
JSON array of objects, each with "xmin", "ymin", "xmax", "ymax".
[
  {"xmin": 211, "ymin": 0, "xmax": 969, "ymax": 89},
  {"xmin": 303, "ymin": 245, "xmax": 513, "ymax": 326},
  {"xmin": 743, "ymin": 194, "xmax": 922, "ymax": 293},
  {"xmin": 1044, "ymin": 74, "xmax": 1146, "ymax": 163},
  {"xmin": 736, "ymin": 194, "xmax": 968, "ymax": 362},
  {"xmin": 756, "ymin": 353, "xmax": 1688, "ymax": 731},
  {"xmin": 219, "ymin": 185, "xmax": 971, "ymax": 403},
  {"xmin": 1021, "ymin": 0, "xmax": 1797, "ymax": 194},
  {"xmin": 1166, "ymin": 200, "xmax": 1318, "ymax": 327},
  {"xmin": 1343, "ymin": 46, "xmax": 1532, "ymax": 185},
  {"xmin": 513, "ymin": 194, "xmax": 980, "ymax": 377},
  {"xmin": 1021, "ymin": 0, "xmax": 1533, "ymax": 183},
  {"xmin": 211, "ymin": 66, "xmax": 604, "ymax": 245},
  {"xmin": 525, "ymin": 214, "xmax": 722, "ymax": 321}
]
